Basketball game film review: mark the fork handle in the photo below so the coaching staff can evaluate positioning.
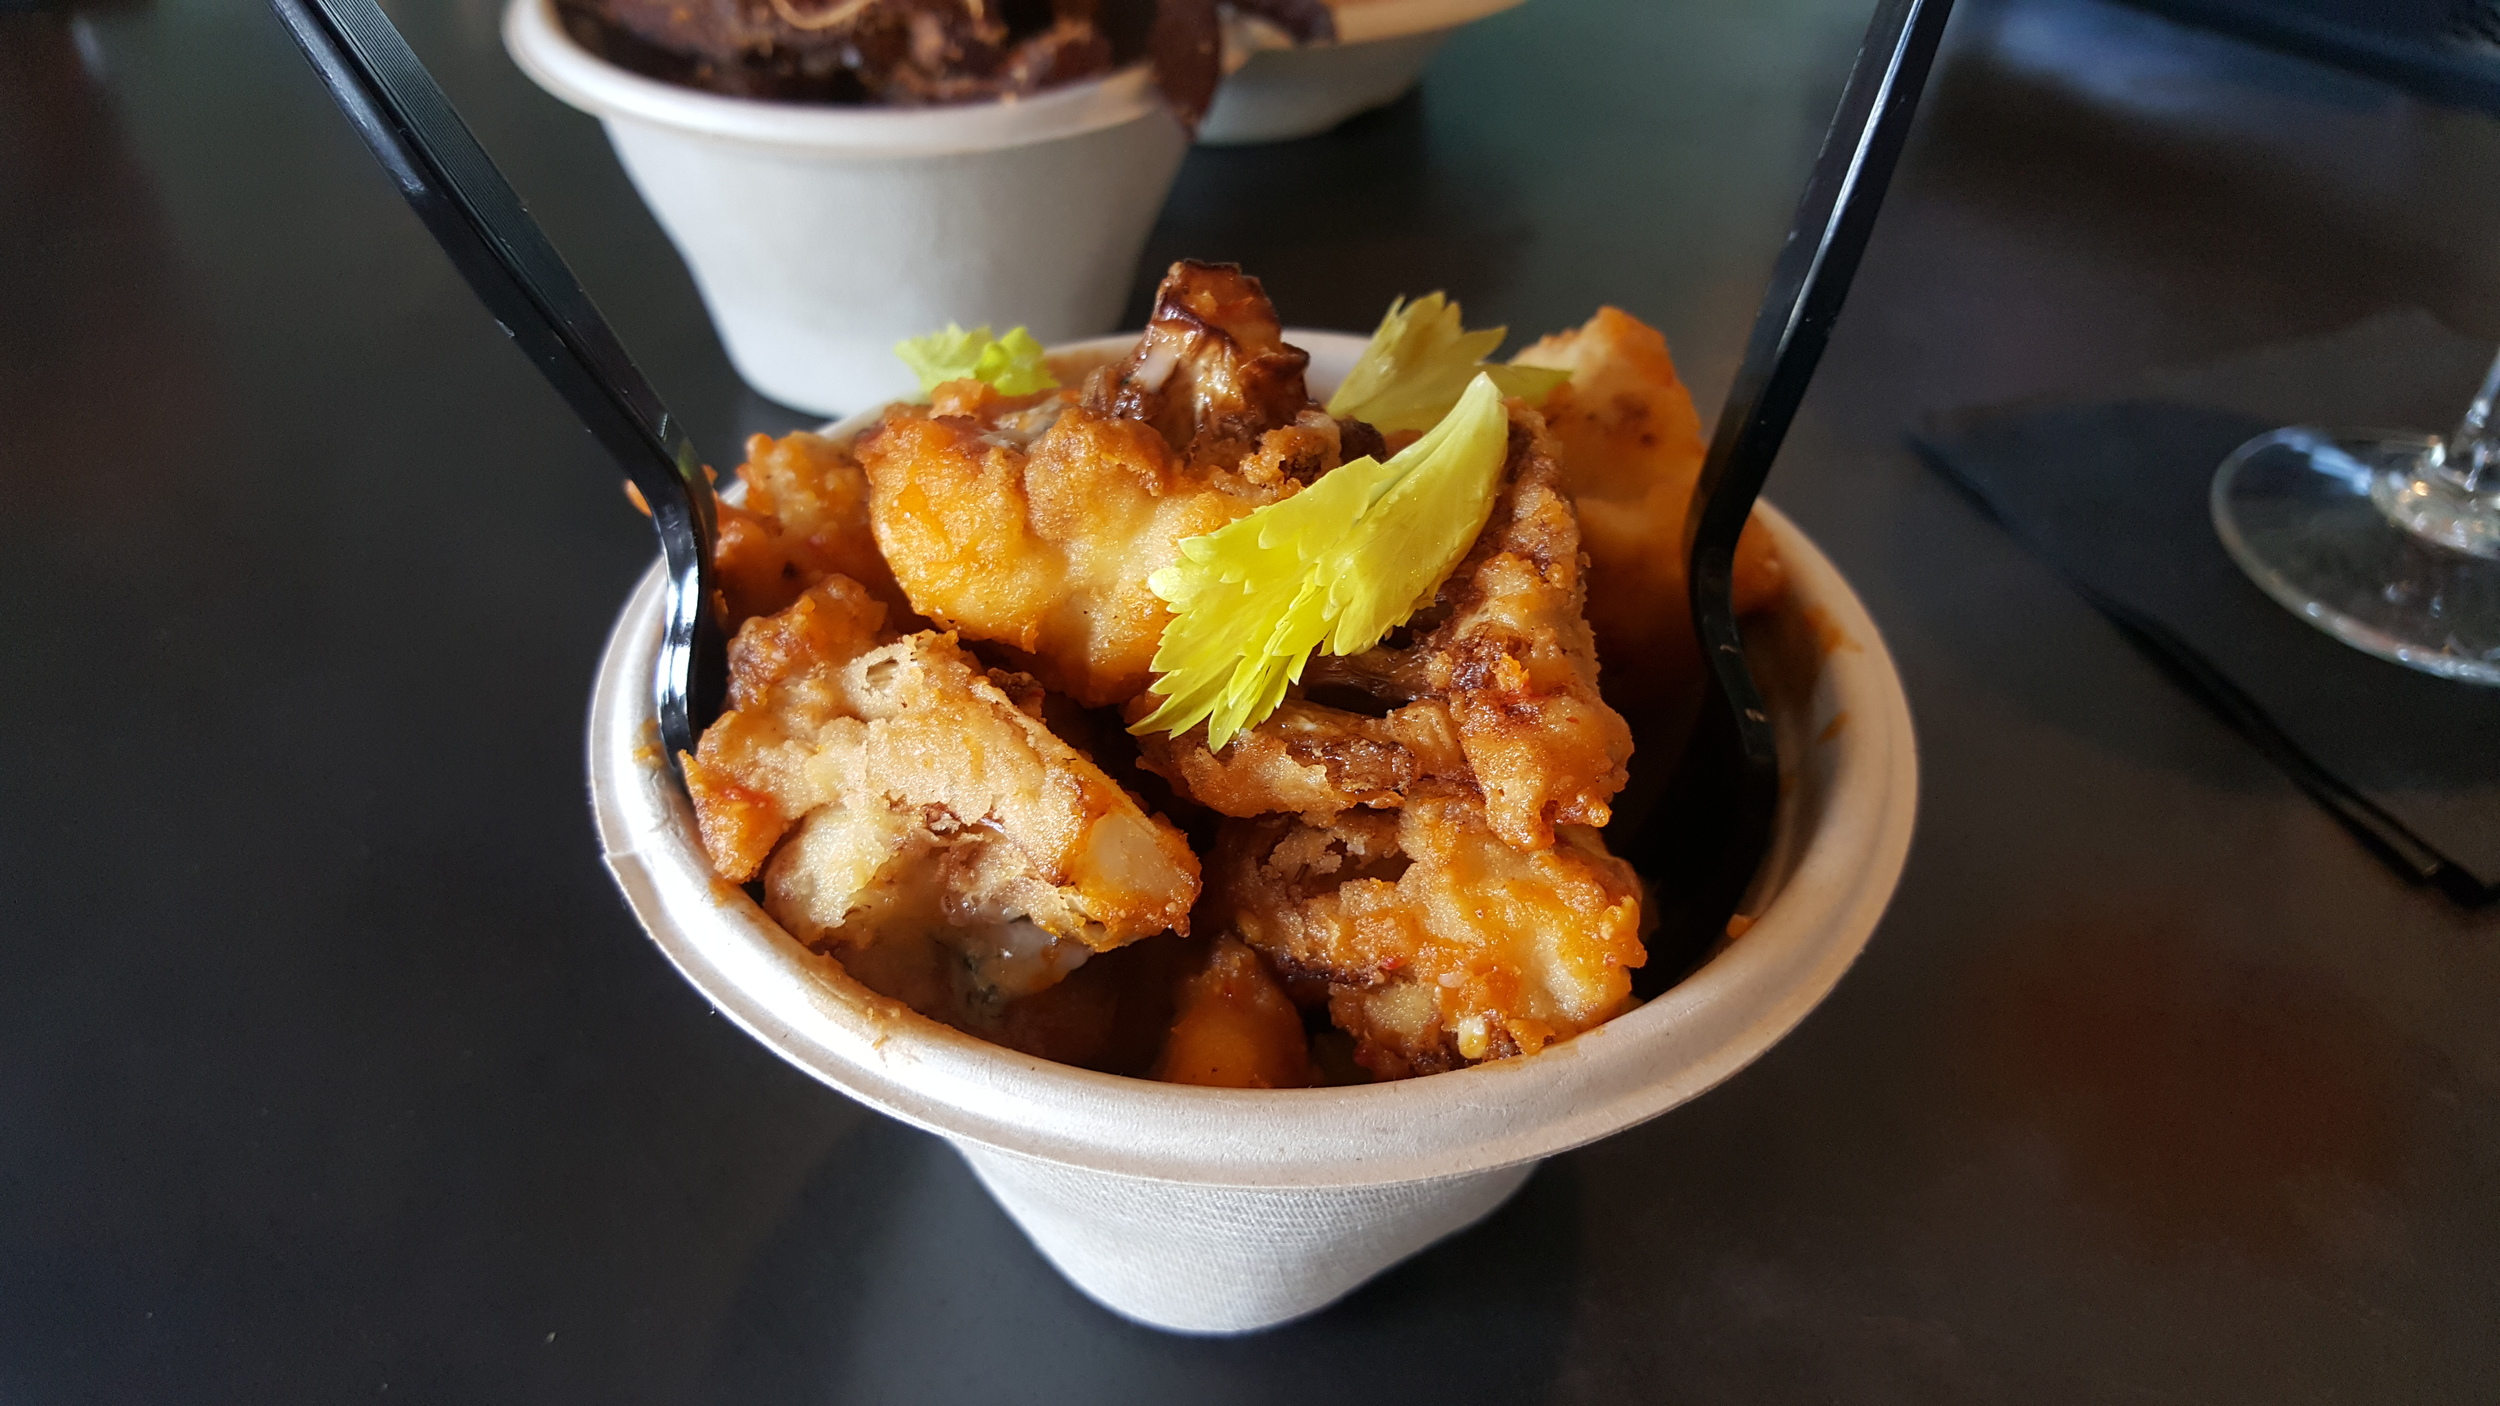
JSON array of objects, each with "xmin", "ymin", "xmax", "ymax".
[
  {"xmin": 269, "ymin": 0, "xmax": 725, "ymax": 761},
  {"xmin": 1689, "ymin": 0, "xmax": 1956, "ymax": 783}
]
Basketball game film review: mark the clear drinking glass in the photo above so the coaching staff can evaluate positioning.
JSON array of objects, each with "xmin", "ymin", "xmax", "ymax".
[{"xmin": 2210, "ymin": 347, "xmax": 2500, "ymax": 683}]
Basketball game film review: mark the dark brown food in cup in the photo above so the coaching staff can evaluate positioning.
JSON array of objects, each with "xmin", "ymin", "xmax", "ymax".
[{"xmin": 555, "ymin": 0, "xmax": 1330, "ymax": 124}]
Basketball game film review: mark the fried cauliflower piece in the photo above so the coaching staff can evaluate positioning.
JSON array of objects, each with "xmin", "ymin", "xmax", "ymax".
[
  {"xmin": 1204, "ymin": 796, "xmax": 1646, "ymax": 1080},
  {"xmin": 681, "ymin": 576, "xmax": 1200, "ymax": 1024},
  {"xmin": 712, "ymin": 430, "xmax": 911, "ymax": 629},
  {"xmin": 1091, "ymin": 258, "xmax": 1315, "ymax": 467},
  {"xmin": 1511, "ymin": 308, "xmax": 1786, "ymax": 707},
  {"xmin": 859, "ymin": 399, "xmax": 1265, "ymax": 707},
  {"xmin": 857, "ymin": 262, "xmax": 1367, "ymax": 708},
  {"xmin": 1137, "ymin": 697, "xmax": 1472, "ymax": 823},
  {"xmin": 1152, "ymin": 937, "xmax": 1315, "ymax": 1089},
  {"xmin": 1141, "ymin": 405, "xmax": 1634, "ymax": 854}
]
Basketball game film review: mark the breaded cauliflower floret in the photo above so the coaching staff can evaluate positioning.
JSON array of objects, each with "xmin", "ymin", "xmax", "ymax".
[
  {"xmin": 1134, "ymin": 696, "xmax": 1472, "ymax": 824},
  {"xmin": 858, "ymin": 401, "xmax": 1269, "ymax": 708},
  {"xmin": 1152, "ymin": 937, "xmax": 1314, "ymax": 1089},
  {"xmin": 1204, "ymin": 796, "xmax": 1646, "ymax": 1080},
  {"xmin": 1511, "ymin": 307, "xmax": 1785, "ymax": 711},
  {"xmin": 712, "ymin": 430, "xmax": 912, "ymax": 629},
  {"xmin": 856, "ymin": 261, "xmax": 1364, "ymax": 708},
  {"xmin": 682, "ymin": 576, "xmax": 1200, "ymax": 1023}
]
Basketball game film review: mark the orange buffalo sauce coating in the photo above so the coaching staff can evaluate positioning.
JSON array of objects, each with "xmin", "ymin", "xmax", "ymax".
[
  {"xmin": 712, "ymin": 431, "xmax": 913, "ymax": 630},
  {"xmin": 1513, "ymin": 308, "xmax": 1786, "ymax": 720},
  {"xmin": 1154, "ymin": 939, "xmax": 1315, "ymax": 1089}
]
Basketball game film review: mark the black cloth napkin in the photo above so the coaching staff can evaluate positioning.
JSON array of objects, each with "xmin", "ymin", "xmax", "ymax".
[{"xmin": 1913, "ymin": 311, "xmax": 2500, "ymax": 902}]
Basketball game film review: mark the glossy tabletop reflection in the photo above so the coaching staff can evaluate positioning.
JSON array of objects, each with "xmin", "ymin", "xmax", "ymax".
[{"xmin": 4, "ymin": 0, "xmax": 2497, "ymax": 1399}]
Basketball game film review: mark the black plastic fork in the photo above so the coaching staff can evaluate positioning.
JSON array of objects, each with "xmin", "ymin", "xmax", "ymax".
[
  {"xmin": 270, "ymin": 0, "xmax": 726, "ymax": 767},
  {"xmin": 1634, "ymin": 0, "xmax": 1955, "ymax": 996}
]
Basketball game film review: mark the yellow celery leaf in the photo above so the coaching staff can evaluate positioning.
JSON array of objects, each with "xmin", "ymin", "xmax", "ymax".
[
  {"xmin": 893, "ymin": 324, "xmax": 1059, "ymax": 398},
  {"xmin": 1325, "ymin": 293, "xmax": 1569, "ymax": 433},
  {"xmin": 1134, "ymin": 374, "xmax": 1512, "ymax": 749},
  {"xmin": 894, "ymin": 323, "xmax": 986, "ymax": 390}
]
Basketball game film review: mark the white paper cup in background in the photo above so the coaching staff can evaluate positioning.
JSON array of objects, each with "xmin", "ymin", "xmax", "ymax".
[
  {"xmin": 584, "ymin": 333, "xmax": 1919, "ymax": 1333},
  {"xmin": 502, "ymin": 0, "xmax": 1189, "ymax": 415},
  {"xmin": 1199, "ymin": 0, "xmax": 1529, "ymax": 145}
]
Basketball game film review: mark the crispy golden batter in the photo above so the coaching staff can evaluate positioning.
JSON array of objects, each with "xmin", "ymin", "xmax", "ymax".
[
  {"xmin": 859, "ymin": 401, "xmax": 1259, "ymax": 706},
  {"xmin": 682, "ymin": 576, "xmax": 1200, "ymax": 1025},
  {"xmin": 858, "ymin": 263, "xmax": 1354, "ymax": 707},
  {"xmin": 713, "ymin": 430, "xmax": 911, "ymax": 629},
  {"xmin": 1152, "ymin": 937, "xmax": 1314, "ymax": 1089},
  {"xmin": 1142, "ymin": 406, "xmax": 1635, "ymax": 855},
  {"xmin": 1136, "ymin": 697, "xmax": 1471, "ymax": 823},
  {"xmin": 1512, "ymin": 308, "xmax": 1786, "ymax": 709},
  {"xmin": 1204, "ymin": 797, "xmax": 1645, "ymax": 1080}
]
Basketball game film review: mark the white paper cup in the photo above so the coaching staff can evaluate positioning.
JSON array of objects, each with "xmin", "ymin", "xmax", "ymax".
[
  {"xmin": 1198, "ymin": 0, "xmax": 1528, "ymax": 145},
  {"xmin": 503, "ymin": 0, "xmax": 1190, "ymax": 415},
  {"xmin": 584, "ymin": 332, "xmax": 1918, "ymax": 1333}
]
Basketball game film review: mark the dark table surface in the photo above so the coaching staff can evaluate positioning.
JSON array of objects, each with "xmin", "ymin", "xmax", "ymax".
[{"xmin": 7, "ymin": 0, "xmax": 2499, "ymax": 1399}]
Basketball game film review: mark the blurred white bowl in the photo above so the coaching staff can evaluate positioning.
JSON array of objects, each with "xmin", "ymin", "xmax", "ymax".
[
  {"xmin": 586, "ymin": 331, "xmax": 1918, "ymax": 1332},
  {"xmin": 503, "ymin": 0, "xmax": 1188, "ymax": 414},
  {"xmin": 1200, "ymin": 0, "xmax": 1529, "ymax": 144}
]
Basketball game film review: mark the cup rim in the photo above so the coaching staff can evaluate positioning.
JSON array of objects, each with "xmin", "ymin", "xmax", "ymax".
[
  {"xmin": 503, "ymin": 0, "xmax": 1175, "ymax": 156},
  {"xmin": 586, "ymin": 330, "xmax": 1919, "ymax": 1189},
  {"xmin": 1324, "ymin": 0, "xmax": 1530, "ymax": 46}
]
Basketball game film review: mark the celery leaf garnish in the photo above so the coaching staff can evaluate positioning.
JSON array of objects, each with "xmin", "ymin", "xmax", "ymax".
[
  {"xmin": 1133, "ymin": 373, "xmax": 1513, "ymax": 750},
  {"xmin": 894, "ymin": 323, "xmax": 1059, "ymax": 397},
  {"xmin": 1325, "ymin": 293, "xmax": 1567, "ymax": 433}
]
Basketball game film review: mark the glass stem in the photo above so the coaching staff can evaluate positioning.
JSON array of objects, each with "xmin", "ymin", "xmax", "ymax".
[{"xmin": 2443, "ymin": 346, "xmax": 2500, "ymax": 494}]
